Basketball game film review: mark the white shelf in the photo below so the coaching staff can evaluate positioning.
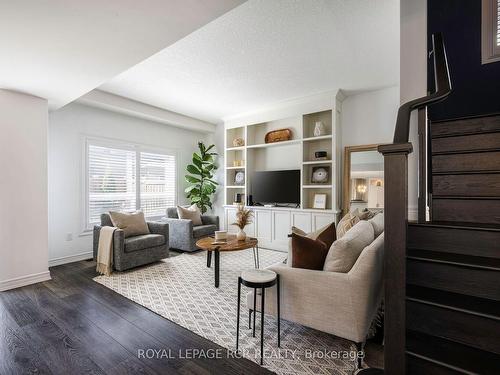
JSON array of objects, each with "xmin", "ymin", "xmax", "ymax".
[
  {"xmin": 246, "ymin": 139, "xmax": 301, "ymax": 149},
  {"xmin": 226, "ymin": 146, "xmax": 245, "ymax": 151},
  {"xmin": 302, "ymin": 135, "xmax": 332, "ymax": 142},
  {"xmin": 226, "ymin": 185, "xmax": 245, "ymax": 189},
  {"xmin": 226, "ymin": 166, "xmax": 246, "ymax": 169},
  {"xmin": 303, "ymin": 184, "xmax": 333, "ymax": 189},
  {"xmin": 302, "ymin": 160, "xmax": 333, "ymax": 165}
]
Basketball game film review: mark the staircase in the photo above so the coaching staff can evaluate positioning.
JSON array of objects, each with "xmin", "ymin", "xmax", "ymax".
[
  {"xmin": 364, "ymin": 33, "xmax": 500, "ymax": 375},
  {"xmin": 404, "ymin": 114, "xmax": 500, "ymax": 374}
]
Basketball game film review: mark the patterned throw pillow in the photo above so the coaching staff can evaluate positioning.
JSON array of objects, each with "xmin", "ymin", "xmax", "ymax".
[
  {"xmin": 177, "ymin": 204, "xmax": 203, "ymax": 226},
  {"xmin": 336, "ymin": 212, "xmax": 360, "ymax": 238},
  {"xmin": 109, "ymin": 210, "xmax": 150, "ymax": 238}
]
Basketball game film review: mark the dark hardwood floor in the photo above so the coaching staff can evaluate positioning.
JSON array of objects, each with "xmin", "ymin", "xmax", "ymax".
[
  {"xmin": 0, "ymin": 254, "xmax": 383, "ymax": 374},
  {"xmin": 0, "ymin": 257, "xmax": 272, "ymax": 375}
]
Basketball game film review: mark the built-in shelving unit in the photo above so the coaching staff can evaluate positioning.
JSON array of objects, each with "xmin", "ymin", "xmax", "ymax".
[{"xmin": 223, "ymin": 91, "xmax": 343, "ymax": 213}]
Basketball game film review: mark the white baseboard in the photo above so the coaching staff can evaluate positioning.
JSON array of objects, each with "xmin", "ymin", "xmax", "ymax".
[
  {"xmin": 49, "ymin": 251, "xmax": 93, "ymax": 267},
  {"xmin": 0, "ymin": 270, "xmax": 52, "ymax": 292}
]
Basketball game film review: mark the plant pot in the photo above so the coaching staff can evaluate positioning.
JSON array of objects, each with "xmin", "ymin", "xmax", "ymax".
[{"xmin": 236, "ymin": 228, "xmax": 246, "ymax": 241}]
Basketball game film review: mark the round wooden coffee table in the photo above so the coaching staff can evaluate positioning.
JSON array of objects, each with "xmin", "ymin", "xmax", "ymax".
[{"xmin": 196, "ymin": 235, "xmax": 259, "ymax": 288}]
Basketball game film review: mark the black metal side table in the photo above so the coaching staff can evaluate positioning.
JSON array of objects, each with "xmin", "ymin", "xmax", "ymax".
[{"xmin": 236, "ymin": 269, "xmax": 280, "ymax": 365}]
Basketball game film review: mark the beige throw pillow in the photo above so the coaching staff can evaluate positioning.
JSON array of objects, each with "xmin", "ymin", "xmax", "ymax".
[
  {"xmin": 336, "ymin": 212, "xmax": 360, "ymax": 238},
  {"xmin": 108, "ymin": 210, "xmax": 150, "ymax": 238},
  {"xmin": 177, "ymin": 204, "xmax": 203, "ymax": 226},
  {"xmin": 323, "ymin": 220, "xmax": 375, "ymax": 273}
]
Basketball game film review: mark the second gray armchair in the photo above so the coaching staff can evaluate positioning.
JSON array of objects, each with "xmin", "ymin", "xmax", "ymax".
[{"xmin": 163, "ymin": 207, "xmax": 219, "ymax": 252}]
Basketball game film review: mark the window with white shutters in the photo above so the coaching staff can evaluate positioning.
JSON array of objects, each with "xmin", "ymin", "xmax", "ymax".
[
  {"xmin": 87, "ymin": 144, "xmax": 137, "ymax": 226},
  {"xmin": 140, "ymin": 152, "xmax": 176, "ymax": 218},
  {"xmin": 86, "ymin": 141, "xmax": 176, "ymax": 228},
  {"xmin": 482, "ymin": 0, "xmax": 500, "ymax": 63}
]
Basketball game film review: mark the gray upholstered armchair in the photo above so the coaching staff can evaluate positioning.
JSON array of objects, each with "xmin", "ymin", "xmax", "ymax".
[
  {"xmin": 93, "ymin": 213, "xmax": 169, "ymax": 271},
  {"xmin": 162, "ymin": 207, "xmax": 219, "ymax": 252}
]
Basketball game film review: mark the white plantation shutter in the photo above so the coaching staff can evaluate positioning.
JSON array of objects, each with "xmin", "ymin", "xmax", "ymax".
[
  {"xmin": 140, "ymin": 152, "xmax": 176, "ymax": 217},
  {"xmin": 87, "ymin": 144, "xmax": 136, "ymax": 226}
]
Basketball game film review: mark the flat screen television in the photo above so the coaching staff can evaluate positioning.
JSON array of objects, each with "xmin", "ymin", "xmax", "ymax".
[{"xmin": 252, "ymin": 170, "xmax": 300, "ymax": 206}]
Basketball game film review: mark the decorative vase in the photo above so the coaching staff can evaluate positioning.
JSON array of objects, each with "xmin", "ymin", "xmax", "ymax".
[
  {"xmin": 236, "ymin": 228, "xmax": 246, "ymax": 241},
  {"xmin": 313, "ymin": 121, "xmax": 325, "ymax": 137}
]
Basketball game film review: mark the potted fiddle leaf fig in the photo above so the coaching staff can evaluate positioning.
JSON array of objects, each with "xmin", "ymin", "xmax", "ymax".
[{"xmin": 185, "ymin": 142, "xmax": 218, "ymax": 214}]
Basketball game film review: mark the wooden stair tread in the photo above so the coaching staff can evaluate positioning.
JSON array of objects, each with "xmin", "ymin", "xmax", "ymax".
[
  {"xmin": 406, "ymin": 285, "xmax": 500, "ymax": 319},
  {"xmin": 406, "ymin": 330, "xmax": 500, "ymax": 374},
  {"xmin": 408, "ymin": 221, "xmax": 500, "ymax": 232},
  {"xmin": 407, "ymin": 249, "xmax": 500, "ymax": 271}
]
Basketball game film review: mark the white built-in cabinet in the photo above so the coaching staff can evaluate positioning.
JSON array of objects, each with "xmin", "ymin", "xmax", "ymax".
[
  {"xmin": 224, "ymin": 206, "xmax": 337, "ymax": 251},
  {"xmin": 222, "ymin": 91, "xmax": 343, "ymax": 251}
]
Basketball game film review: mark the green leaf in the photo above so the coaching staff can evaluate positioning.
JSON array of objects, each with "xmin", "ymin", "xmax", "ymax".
[
  {"xmin": 185, "ymin": 175, "xmax": 201, "ymax": 184},
  {"xmin": 186, "ymin": 164, "xmax": 200, "ymax": 175}
]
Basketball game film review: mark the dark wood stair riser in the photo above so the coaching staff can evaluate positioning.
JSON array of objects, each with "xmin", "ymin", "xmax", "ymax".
[
  {"xmin": 431, "ymin": 115, "xmax": 500, "ymax": 138},
  {"xmin": 406, "ymin": 330, "xmax": 500, "ymax": 375},
  {"xmin": 408, "ymin": 225, "xmax": 500, "ymax": 259},
  {"xmin": 432, "ymin": 151, "xmax": 500, "ymax": 173},
  {"xmin": 407, "ymin": 259, "xmax": 500, "ymax": 300},
  {"xmin": 406, "ymin": 301, "xmax": 500, "ymax": 354},
  {"xmin": 433, "ymin": 173, "xmax": 500, "ymax": 197},
  {"xmin": 432, "ymin": 199, "xmax": 500, "ymax": 224},
  {"xmin": 432, "ymin": 132, "xmax": 500, "ymax": 154},
  {"xmin": 407, "ymin": 355, "xmax": 460, "ymax": 375}
]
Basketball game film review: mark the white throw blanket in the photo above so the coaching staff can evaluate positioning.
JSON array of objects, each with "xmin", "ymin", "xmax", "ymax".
[{"xmin": 96, "ymin": 226, "xmax": 116, "ymax": 276}]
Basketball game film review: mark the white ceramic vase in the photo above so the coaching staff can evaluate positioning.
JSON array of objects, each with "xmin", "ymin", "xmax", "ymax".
[
  {"xmin": 236, "ymin": 228, "xmax": 246, "ymax": 241},
  {"xmin": 313, "ymin": 121, "xmax": 325, "ymax": 137}
]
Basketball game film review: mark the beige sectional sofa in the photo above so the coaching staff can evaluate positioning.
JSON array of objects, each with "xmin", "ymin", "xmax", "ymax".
[{"xmin": 246, "ymin": 214, "xmax": 384, "ymax": 346}]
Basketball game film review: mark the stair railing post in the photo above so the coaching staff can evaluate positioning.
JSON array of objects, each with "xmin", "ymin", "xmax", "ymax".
[{"xmin": 378, "ymin": 142, "xmax": 413, "ymax": 375}]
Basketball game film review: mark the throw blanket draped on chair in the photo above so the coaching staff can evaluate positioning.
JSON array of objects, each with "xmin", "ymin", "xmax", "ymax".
[{"xmin": 96, "ymin": 226, "xmax": 116, "ymax": 276}]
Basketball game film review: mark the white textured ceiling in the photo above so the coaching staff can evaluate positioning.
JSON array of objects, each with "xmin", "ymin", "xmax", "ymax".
[
  {"xmin": 101, "ymin": 0, "xmax": 399, "ymax": 123},
  {"xmin": 0, "ymin": 0, "xmax": 244, "ymax": 109}
]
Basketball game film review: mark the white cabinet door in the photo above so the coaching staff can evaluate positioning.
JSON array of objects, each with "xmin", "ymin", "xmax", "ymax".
[
  {"xmin": 291, "ymin": 212, "xmax": 311, "ymax": 233},
  {"xmin": 312, "ymin": 213, "xmax": 335, "ymax": 231},
  {"xmin": 225, "ymin": 207, "xmax": 238, "ymax": 233},
  {"xmin": 255, "ymin": 210, "xmax": 272, "ymax": 241},
  {"xmin": 272, "ymin": 211, "xmax": 291, "ymax": 249}
]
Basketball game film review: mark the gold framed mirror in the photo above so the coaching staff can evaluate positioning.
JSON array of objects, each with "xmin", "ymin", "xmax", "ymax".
[{"xmin": 342, "ymin": 144, "xmax": 385, "ymax": 216}]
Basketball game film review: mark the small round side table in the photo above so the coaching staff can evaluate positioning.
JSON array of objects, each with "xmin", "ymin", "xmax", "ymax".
[{"xmin": 236, "ymin": 269, "xmax": 280, "ymax": 365}]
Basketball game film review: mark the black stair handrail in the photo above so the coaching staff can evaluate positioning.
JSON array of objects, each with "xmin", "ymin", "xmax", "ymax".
[{"xmin": 393, "ymin": 33, "xmax": 452, "ymax": 143}]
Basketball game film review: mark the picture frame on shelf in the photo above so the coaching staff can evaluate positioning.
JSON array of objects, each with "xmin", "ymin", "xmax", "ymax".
[
  {"xmin": 234, "ymin": 170, "xmax": 245, "ymax": 185},
  {"xmin": 313, "ymin": 193, "xmax": 327, "ymax": 209},
  {"xmin": 311, "ymin": 166, "xmax": 330, "ymax": 184}
]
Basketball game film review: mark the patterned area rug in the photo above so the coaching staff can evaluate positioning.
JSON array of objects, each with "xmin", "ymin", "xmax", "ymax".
[{"xmin": 94, "ymin": 248, "xmax": 359, "ymax": 374}]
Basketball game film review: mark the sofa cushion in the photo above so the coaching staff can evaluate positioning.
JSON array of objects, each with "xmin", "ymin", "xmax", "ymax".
[
  {"xmin": 291, "ymin": 233, "xmax": 329, "ymax": 270},
  {"xmin": 109, "ymin": 210, "xmax": 150, "ymax": 238},
  {"xmin": 193, "ymin": 224, "xmax": 217, "ymax": 238},
  {"xmin": 369, "ymin": 213, "xmax": 384, "ymax": 238},
  {"xmin": 323, "ymin": 220, "xmax": 375, "ymax": 273},
  {"xmin": 177, "ymin": 204, "xmax": 203, "ymax": 226},
  {"xmin": 166, "ymin": 207, "xmax": 179, "ymax": 219},
  {"xmin": 124, "ymin": 234, "xmax": 165, "ymax": 253}
]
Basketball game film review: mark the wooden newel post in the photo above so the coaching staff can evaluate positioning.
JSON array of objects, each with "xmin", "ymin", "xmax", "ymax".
[{"xmin": 378, "ymin": 142, "xmax": 413, "ymax": 375}]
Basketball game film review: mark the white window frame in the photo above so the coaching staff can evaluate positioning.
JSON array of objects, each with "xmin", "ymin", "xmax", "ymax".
[
  {"xmin": 482, "ymin": 0, "xmax": 500, "ymax": 64},
  {"xmin": 82, "ymin": 136, "xmax": 178, "ymax": 232}
]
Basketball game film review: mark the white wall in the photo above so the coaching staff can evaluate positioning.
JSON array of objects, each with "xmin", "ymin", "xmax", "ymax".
[
  {"xmin": 341, "ymin": 86, "xmax": 399, "ymax": 147},
  {"xmin": 48, "ymin": 103, "xmax": 210, "ymax": 265},
  {"xmin": 401, "ymin": 0, "xmax": 427, "ymax": 219},
  {"xmin": 0, "ymin": 90, "xmax": 50, "ymax": 290}
]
